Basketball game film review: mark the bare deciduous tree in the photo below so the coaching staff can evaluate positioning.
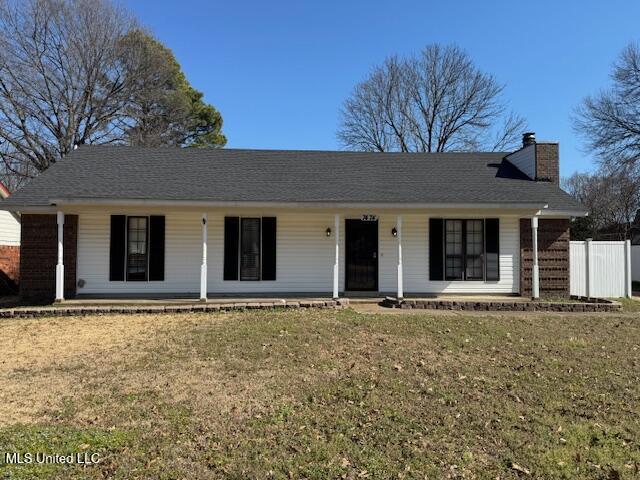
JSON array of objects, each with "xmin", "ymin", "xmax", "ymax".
[
  {"xmin": 574, "ymin": 42, "xmax": 640, "ymax": 171},
  {"xmin": 563, "ymin": 167, "xmax": 640, "ymax": 240},
  {"xmin": 337, "ymin": 44, "xmax": 526, "ymax": 153},
  {"xmin": 0, "ymin": 0, "xmax": 139, "ymax": 180},
  {"xmin": 0, "ymin": 0, "xmax": 225, "ymax": 188}
]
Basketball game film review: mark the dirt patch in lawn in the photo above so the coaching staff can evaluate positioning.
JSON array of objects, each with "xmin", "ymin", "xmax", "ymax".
[{"xmin": 0, "ymin": 313, "xmax": 235, "ymax": 424}]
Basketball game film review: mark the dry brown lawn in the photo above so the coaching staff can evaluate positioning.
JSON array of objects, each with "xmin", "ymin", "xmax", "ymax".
[{"xmin": 0, "ymin": 307, "xmax": 639, "ymax": 479}]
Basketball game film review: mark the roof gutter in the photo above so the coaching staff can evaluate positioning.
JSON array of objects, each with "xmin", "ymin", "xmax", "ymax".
[
  {"xmin": 40, "ymin": 197, "xmax": 552, "ymax": 211},
  {"xmin": 538, "ymin": 208, "xmax": 589, "ymax": 218},
  {"xmin": 0, "ymin": 199, "xmax": 588, "ymax": 217}
]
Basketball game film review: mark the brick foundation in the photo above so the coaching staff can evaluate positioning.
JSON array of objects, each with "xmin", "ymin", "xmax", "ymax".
[
  {"xmin": 520, "ymin": 218, "xmax": 570, "ymax": 298},
  {"xmin": 20, "ymin": 214, "xmax": 78, "ymax": 302}
]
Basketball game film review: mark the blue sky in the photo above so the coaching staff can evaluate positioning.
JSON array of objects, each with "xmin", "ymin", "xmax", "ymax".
[{"xmin": 124, "ymin": 0, "xmax": 640, "ymax": 177}]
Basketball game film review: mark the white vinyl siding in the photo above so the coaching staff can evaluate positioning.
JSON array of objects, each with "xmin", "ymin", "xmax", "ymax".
[
  {"xmin": 0, "ymin": 210, "xmax": 20, "ymax": 246},
  {"xmin": 77, "ymin": 211, "xmax": 201, "ymax": 294},
  {"xmin": 379, "ymin": 215, "xmax": 520, "ymax": 294},
  {"xmin": 415, "ymin": 216, "xmax": 519, "ymax": 294},
  {"xmin": 77, "ymin": 211, "xmax": 343, "ymax": 295},
  {"xmin": 76, "ymin": 210, "xmax": 520, "ymax": 295},
  {"xmin": 209, "ymin": 212, "xmax": 341, "ymax": 293}
]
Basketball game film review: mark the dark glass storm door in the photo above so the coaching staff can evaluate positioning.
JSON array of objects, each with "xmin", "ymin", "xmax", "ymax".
[{"xmin": 345, "ymin": 219, "xmax": 378, "ymax": 291}]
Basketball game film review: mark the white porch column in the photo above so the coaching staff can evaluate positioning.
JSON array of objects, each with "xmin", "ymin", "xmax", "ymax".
[
  {"xmin": 55, "ymin": 211, "xmax": 64, "ymax": 302},
  {"xmin": 625, "ymin": 239, "xmax": 632, "ymax": 298},
  {"xmin": 200, "ymin": 213, "xmax": 208, "ymax": 301},
  {"xmin": 585, "ymin": 238, "xmax": 593, "ymax": 298},
  {"xmin": 531, "ymin": 216, "xmax": 539, "ymax": 299},
  {"xmin": 333, "ymin": 214, "xmax": 340, "ymax": 299},
  {"xmin": 397, "ymin": 215, "xmax": 403, "ymax": 299}
]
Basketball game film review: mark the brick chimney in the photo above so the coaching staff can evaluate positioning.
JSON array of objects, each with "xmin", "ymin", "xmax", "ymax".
[
  {"xmin": 514, "ymin": 132, "xmax": 560, "ymax": 184},
  {"xmin": 505, "ymin": 132, "xmax": 561, "ymax": 183},
  {"xmin": 534, "ymin": 142, "xmax": 559, "ymax": 184}
]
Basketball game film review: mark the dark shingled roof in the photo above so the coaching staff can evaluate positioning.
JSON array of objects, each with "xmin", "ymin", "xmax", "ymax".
[{"xmin": 2, "ymin": 146, "xmax": 585, "ymax": 212}]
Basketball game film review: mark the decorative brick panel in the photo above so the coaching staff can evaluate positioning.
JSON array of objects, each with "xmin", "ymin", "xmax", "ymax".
[
  {"xmin": 535, "ymin": 143, "xmax": 559, "ymax": 184},
  {"xmin": 520, "ymin": 218, "xmax": 570, "ymax": 297},
  {"xmin": 20, "ymin": 214, "xmax": 77, "ymax": 302}
]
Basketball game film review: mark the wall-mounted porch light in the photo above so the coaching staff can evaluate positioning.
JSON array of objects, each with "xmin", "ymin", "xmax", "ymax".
[
  {"xmin": 391, "ymin": 227, "xmax": 398, "ymax": 237},
  {"xmin": 326, "ymin": 227, "xmax": 332, "ymax": 237}
]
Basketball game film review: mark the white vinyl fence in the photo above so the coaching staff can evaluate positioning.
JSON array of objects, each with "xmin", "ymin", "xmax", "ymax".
[
  {"xmin": 570, "ymin": 240, "xmax": 632, "ymax": 298},
  {"xmin": 633, "ymin": 245, "xmax": 640, "ymax": 283}
]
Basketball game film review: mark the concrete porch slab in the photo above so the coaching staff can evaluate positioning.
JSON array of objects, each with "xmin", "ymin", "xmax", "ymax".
[{"xmin": 68, "ymin": 296, "xmax": 335, "ymax": 306}]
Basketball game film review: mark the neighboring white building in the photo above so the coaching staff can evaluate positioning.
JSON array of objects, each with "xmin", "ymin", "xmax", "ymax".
[
  {"xmin": 0, "ymin": 183, "xmax": 20, "ymax": 246},
  {"xmin": 0, "ymin": 182, "xmax": 21, "ymax": 293}
]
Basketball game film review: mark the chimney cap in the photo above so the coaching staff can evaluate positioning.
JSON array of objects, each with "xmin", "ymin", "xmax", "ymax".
[{"xmin": 522, "ymin": 132, "xmax": 536, "ymax": 147}]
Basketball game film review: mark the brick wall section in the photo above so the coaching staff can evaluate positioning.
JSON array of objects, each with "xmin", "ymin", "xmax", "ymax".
[
  {"xmin": 520, "ymin": 218, "xmax": 570, "ymax": 297},
  {"xmin": 0, "ymin": 245, "xmax": 19, "ymax": 282},
  {"xmin": 0, "ymin": 245, "xmax": 20, "ymax": 293},
  {"xmin": 20, "ymin": 214, "xmax": 78, "ymax": 302},
  {"xmin": 535, "ymin": 143, "xmax": 559, "ymax": 183}
]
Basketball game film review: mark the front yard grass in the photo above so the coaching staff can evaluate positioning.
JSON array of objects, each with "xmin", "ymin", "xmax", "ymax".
[
  {"xmin": 0, "ymin": 308, "xmax": 638, "ymax": 479},
  {"xmin": 618, "ymin": 296, "xmax": 640, "ymax": 312}
]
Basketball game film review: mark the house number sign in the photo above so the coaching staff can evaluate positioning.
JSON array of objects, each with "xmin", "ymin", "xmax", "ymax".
[{"xmin": 361, "ymin": 214, "xmax": 378, "ymax": 222}]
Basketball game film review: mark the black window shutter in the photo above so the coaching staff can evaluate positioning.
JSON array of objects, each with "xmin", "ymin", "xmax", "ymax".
[
  {"xmin": 429, "ymin": 218, "xmax": 444, "ymax": 281},
  {"xmin": 224, "ymin": 216, "xmax": 240, "ymax": 280},
  {"xmin": 109, "ymin": 215, "xmax": 126, "ymax": 281},
  {"xmin": 262, "ymin": 217, "xmax": 276, "ymax": 281},
  {"xmin": 149, "ymin": 216, "xmax": 165, "ymax": 281},
  {"xmin": 485, "ymin": 218, "xmax": 500, "ymax": 281}
]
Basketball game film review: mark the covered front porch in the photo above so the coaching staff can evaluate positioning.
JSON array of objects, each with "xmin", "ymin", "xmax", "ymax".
[{"xmin": 36, "ymin": 204, "xmax": 553, "ymax": 303}]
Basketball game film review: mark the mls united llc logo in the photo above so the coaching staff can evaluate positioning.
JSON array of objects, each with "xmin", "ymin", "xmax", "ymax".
[{"xmin": 4, "ymin": 452, "xmax": 101, "ymax": 465}]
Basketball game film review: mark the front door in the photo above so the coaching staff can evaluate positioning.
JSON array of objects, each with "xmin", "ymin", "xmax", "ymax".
[{"xmin": 345, "ymin": 219, "xmax": 378, "ymax": 291}]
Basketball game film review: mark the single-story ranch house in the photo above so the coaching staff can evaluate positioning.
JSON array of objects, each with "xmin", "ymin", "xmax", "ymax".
[{"xmin": 0, "ymin": 132, "xmax": 586, "ymax": 303}]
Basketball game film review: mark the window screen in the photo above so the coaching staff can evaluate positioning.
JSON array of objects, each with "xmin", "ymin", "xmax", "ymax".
[
  {"xmin": 127, "ymin": 216, "xmax": 148, "ymax": 281},
  {"xmin": 240, "ymin": 218, "xmax": 261, "ymax": 281},
  {"xmin": 444, "ymin": 219, "xmax": 487, "ymax": 281},
  {"xmin": 465, "ymin": 220, "xmax": 484, "ymax": 280},
  {"xmin": 445, "ymin": 220, "xmax": 463, "ymax": 280}
]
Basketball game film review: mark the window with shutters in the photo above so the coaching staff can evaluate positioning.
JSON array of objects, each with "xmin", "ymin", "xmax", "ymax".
[
  {"xmin": 444, "ymin": 219, "xmax": 488, "ymax": 281},
  {"xmin": 127, "ymin": 216, "xmax": 148, "ymax": 281},
  {"xmin": 110, "ymin": 215, "xmax": 164, "ymax": 282},
  {"xmin": 224, "ymin": 216, "xmax": 276, "ymax": 281},
  {"xmin": 240, "ymin": 218, "xmax": 261, "ymax": 281}
]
